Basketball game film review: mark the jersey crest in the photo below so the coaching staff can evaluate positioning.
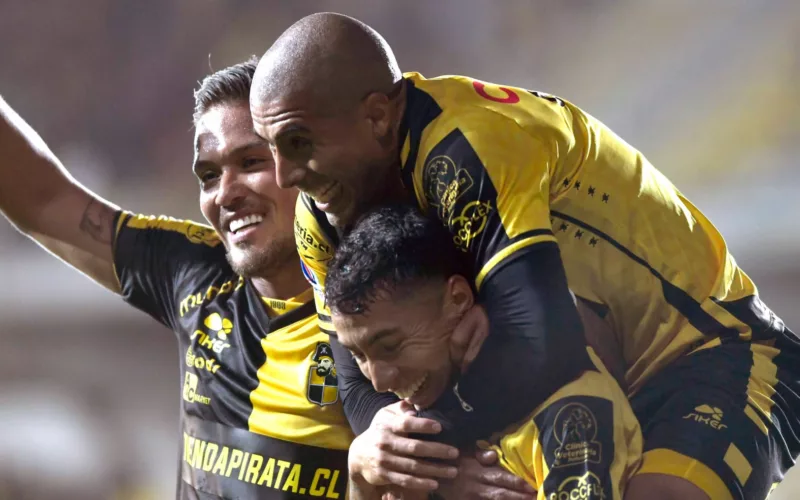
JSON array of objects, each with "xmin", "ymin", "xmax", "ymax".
[
  {"xmin": 424, "ymin": 154, "xmax": 474, "ymax": 220},
  {"xmin": 307, "ymin": 342, "xmax": 339, "ymax": 406}
]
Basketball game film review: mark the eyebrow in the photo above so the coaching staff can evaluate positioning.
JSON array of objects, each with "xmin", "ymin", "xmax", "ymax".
[
  {"xmin": 191, "ymin": 140, "xmax": 269, "ymax": 175},
  {"xmin": 274, "ymin": 123, "xmax": 311, "ymax": 143},
  {"xmin": 340, "ymin": 328, "xmax": 400, "ymax": 352}
]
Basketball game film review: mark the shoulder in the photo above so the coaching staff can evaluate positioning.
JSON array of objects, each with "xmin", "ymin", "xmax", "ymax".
[
  {"xmin": 118, "ymin": 212, "xmax": 223, "ymax": 248},
  {"xmin": 294, "ymin": 194, "xmax": 336, "ymax": 266},
  {"xmin": 406, "ymin": 72, "xmax": 572, "ymax": 138},
  {"xmin": 115, "ymin": 211, "xmax": 230, "ymax": 278}
]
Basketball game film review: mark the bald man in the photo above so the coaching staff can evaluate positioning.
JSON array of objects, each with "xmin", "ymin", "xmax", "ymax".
[{"xmin": 251, "ymin": 12, "xmax": 800, "ymax": 500}]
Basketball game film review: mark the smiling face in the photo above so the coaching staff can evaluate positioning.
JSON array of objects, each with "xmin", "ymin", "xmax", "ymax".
[
  {"xmin": 194, "ymin": 101, "xmax": 299, "ymax": 278},
  {"xmin": 332, "ymin": 276, "xmax": 474, "ymax": 409},
  {"xmin": 249, "ymin": 89, "xmax": 402, "ymax": 228}
]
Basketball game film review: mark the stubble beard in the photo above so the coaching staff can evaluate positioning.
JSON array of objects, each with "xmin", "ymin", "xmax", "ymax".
[{"xmin": 226, "ymin": 234, "xmax": 297, "ymax": 279}]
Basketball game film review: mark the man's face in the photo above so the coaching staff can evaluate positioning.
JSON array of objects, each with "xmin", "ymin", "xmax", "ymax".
[
  {"xmin": 194, "ymin": 101, "xmax": 299, "ymax": 277},
  {"xmin": 250, "ymin": 91, "xmax": 396, "ymax": 228},
  {"xmin": 316, "ymin": 357, "xmax": 334, "ymax": 376},
  {"xmin": 332, "ymin": 279, "xmax": 468, "ymax": 409}
]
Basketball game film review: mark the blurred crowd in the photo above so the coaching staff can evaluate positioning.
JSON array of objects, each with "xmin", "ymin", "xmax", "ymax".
[{"xmin": 0, "ymin": 1, "xmax": 797, "ymax": 498}]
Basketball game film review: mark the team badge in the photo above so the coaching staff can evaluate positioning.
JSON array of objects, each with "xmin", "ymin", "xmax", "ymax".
[
  {"xmin": 424, "ymin": 155, "xmax": 474, "ymax": 220},
  {"xmin": 307, "ymin": 342, "xmax": 339, "ymax": 406},
  {"xmin": 552, "ymin": 402, "xmax": 602, "ymax": 468}
]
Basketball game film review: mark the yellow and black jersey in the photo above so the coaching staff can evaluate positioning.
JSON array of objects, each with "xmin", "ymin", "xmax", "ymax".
[
  {"xmin": 491, "ymin": 349, "xmax": 642, "ymax": 500},
  {"xmin": 113, "ymin": 212, "xmax": 353, "ymax": 500},
  {"xmin": 398, "ymin": 72, "xmax": 790, "ymax": 392},
  {"xmin": 296, "ymin": 72, "xmax": 789, "ymax": 395}
]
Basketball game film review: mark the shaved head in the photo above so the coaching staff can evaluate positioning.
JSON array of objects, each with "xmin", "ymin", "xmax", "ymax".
[
  {"xmin": 252, "ymin": 12, "xmax": 401, "ymax": 114},
  {"xmin": 250, "ymin": 13, "xmax": 408, "ymax": 228}
]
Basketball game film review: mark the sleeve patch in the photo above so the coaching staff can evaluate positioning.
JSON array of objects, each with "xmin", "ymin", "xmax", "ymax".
[
  {"xmin": 421, "ymin": 130, "xmax": 500, "ymax": 257},
  {"xmin": 533, "ymin": 396, "xmax": 613, "ymax": 499}
]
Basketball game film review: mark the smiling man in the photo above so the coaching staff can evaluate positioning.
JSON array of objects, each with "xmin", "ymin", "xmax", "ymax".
[
  {"xmin": 324, "ymin": 205, "xmax": 641, "ymax": 499},
  {"xmin": 0, "ymin": 57, "xmax": 539, "ymax": 500},
  {"xmin": 0, "ymin": 58, "xmax": 355, "ymax": 499},
  {"xmin": 251, "ymin": 12, "xmax": 800, "ymax": 500}
]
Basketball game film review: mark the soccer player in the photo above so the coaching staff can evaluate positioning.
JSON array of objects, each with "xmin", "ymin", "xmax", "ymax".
[
  {"xmin": 0, "ymin": 57, "xmax": 537, "ymax": 500},
  {"xmin": 326, "ymin": 205, "xmax": 642, "ymax": 499},
  {"xmin": 249, "ymin": 12, "xmax": 800, "ymax": 500},
  {"xmin": 0, "ymin": 58, "xmax": 358, "ymax": 499}
]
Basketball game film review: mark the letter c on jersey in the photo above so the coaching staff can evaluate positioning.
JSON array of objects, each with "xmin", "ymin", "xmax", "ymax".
[{"xmin": 473, "ymin": 81, "xmax": 520, "ymax": 104}]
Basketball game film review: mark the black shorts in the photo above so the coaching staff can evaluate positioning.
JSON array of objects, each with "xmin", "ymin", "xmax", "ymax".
[{"xmin": 629, "ymin": 332, "xmax": 800, "ymax": 499}]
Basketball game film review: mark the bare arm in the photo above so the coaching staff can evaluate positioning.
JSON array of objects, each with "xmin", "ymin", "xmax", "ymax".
[{"xmin": 0, "ymin": 95, "xmax": 120, "ymax": 292}]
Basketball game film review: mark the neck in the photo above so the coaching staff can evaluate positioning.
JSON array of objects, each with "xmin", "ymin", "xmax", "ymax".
[
  {"xmin": 249, "ymin": 259, "xmax": 309, "ymax": 300},
  {"xmin": 379, "ymin": 83, "xmax": 411, "ymax": 204}
]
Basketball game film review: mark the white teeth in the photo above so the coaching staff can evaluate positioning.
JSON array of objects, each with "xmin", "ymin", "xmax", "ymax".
[
  {"xmin": 229, "ymin": 214, "xmax": 264, "ymax": 233},
  {"xmin": 393, "ymin": 373, "xmax": 427, "ymax": 400}
]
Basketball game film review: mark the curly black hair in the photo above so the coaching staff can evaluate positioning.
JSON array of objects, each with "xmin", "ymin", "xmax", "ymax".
[{"xmin": 325, "ymin": 204, "xmax": 469, "ymax": 315}]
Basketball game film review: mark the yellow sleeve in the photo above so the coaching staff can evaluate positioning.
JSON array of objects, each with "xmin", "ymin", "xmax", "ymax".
[
  {"xmin": 294, "ymin": 194, "xmax": 337, "ymax": 335},
  {"xmin": 491, "ymin": 349, "xmax": 643, "ymax": 500},
  {"xmin": 409, "ymin": 98, "xmax": 560, "ymax": 290}
]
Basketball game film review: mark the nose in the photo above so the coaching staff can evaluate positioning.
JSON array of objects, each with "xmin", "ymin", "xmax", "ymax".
[
  {"xmin": 274, "ymin": 154, "xmax": 306, "ymax": 189},
  {"xmin": 215, "ymin": 169, "xmax": 246, "ymax": 208},
  {"xmin": 365, "ymin": 360, "xmax": 399, "ymax": 394}
]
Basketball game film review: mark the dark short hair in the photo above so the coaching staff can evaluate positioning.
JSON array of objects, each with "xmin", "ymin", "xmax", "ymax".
[
  {"xmin": 325, "ymin": 204, "xmax": 469, "ymax": 315},
  {"xmin": 193, "ymin": 56, "xmax": 258, "ymax": 125}
]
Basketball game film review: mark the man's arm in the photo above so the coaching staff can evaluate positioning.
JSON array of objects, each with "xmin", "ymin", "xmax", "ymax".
[
  {"xmin": 0, "ymin": 95, "xmax": 120, "ymax": 292},
  {"xmin": 418, "ymin": 243, "xmax": 592, "ymax": 446}
]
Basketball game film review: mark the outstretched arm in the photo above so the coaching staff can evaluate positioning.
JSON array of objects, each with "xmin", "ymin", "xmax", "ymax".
[{"xmin": 0, "ymin": 95, "xmax": 120, "ymax": 292}]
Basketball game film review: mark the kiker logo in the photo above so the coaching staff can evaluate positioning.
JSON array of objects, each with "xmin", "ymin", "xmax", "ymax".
[
  {"xmin": 190, "ymin": 313, "xmax": 233, "ymax": 355},
  {"xmin": 683, "ymin": 404, "xmax": 728, "ymax": 430}
]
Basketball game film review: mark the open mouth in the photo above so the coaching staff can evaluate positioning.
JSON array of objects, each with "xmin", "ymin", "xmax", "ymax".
[
  {"xmin": 309, "ymin": 183, "xmax": 342, "ymax": 210},
  {"xmin": 393, "ymin": 373, "xmax": 428, "ymax": 401},
  {"xmin": 228, "ymin": 213, "xmax": 264, "ymax": 234}
]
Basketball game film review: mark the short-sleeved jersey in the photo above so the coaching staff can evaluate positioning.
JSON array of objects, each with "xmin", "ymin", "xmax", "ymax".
[
  {"xmin": 296, "ymin": 72, "xmax": 789, "ymax": 394},
  {"xmin": 113, "ymin": 212, "xmax": 353, "ymax": 500}
]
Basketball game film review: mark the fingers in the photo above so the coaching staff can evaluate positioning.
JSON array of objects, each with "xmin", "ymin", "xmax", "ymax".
[
  {"xmin": 474, "ymin": 449, "xmax": 499, "ymax": 466},
  {"xmin": 476, "ymin": 486, "xmax": 536, "ymax": 500},
  {"xmin": 463, "ymin": 450, "xmax": 536, "ymax": 494},
  {"xmin": 378, "ymin": 454, "xmax": 459, "ymax": 480},
  {"xmin": 382, "ymin": 412, "xmax": 444, "ymax": 436},
  {"xmin": 478, "ymin": 468, "xmax": 536, "ymax": 494},
  {"xmin": 380, "ymin": 470, "xmax": 440, "ymax": 492},
  {"xmin": 379, "ymin": 433, "xmax": 459, "ymax": 460}
]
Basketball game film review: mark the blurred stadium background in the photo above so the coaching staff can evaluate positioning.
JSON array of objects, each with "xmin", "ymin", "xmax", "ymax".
[{"xmin": 0, "ymin": 0, "xmax": 797, "ymax": 498}]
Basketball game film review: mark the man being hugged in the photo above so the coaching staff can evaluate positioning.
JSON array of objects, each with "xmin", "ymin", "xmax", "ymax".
[{"xmin": 324, "ymin": 205, "xmax": 642, "ymax": 500}]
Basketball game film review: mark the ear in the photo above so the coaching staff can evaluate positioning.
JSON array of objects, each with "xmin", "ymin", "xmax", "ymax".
[
  {"xmin": 362, "ymin": 91, "xmax": 393, "ymax": 139},
  {"xmin": 443, "ymin": 274, "xmax": 474, "ymax": 319}
]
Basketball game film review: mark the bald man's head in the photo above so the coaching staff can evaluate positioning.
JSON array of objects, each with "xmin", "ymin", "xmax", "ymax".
[
  {"xmin": 250, "ymin": 13, "xmax": 408, "ymax": 228},
  {"xmin": 252, "ymin": 12, "xmax": 401, "ymax": 114}
]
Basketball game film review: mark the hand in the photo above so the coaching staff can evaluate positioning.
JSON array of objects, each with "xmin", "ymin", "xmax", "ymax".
[
  {"xmin": 349, "ymin": 401, "xmax": 460, "ymax": 492},
  {"xmin": 436, "ymin": 449, "xmax": 536, "ymax": 500},
  {"xmin": 381, "ymin": 489, "xmax": 429, "ymax": 500},
  {"xmin": 450, "ymin": 304, "xmax": 489, "ymax": 374}
]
